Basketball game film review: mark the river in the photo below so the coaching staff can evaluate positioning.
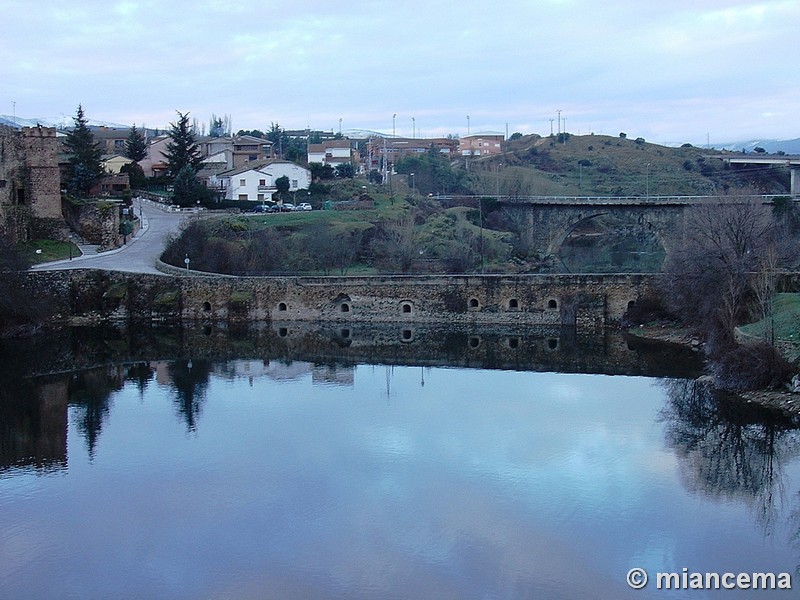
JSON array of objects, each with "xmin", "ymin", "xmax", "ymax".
[{"xmin": 1, "ymin": 324, "xmax": 798, "ymax": 599}]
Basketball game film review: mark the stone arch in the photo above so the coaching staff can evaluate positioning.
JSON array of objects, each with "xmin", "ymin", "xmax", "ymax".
[
  {"xmin": 202, "ymin": 301, "xmax": 212, "ymax": 312},
  {"xmin": 547, "ymin": 208, "xmax": 678, "ymax": 259},
  {"xmin": 547, "ymin": 212, "xmax": 609, "ymax": 257}
]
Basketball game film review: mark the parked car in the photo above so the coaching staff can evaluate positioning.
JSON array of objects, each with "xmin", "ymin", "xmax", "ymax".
[
  {"xmin": 251, "ymin": 203, "xmax": 275, "ymax": 213},
  {"xmin": 280, "ymin": 203, "xmax": 295, "ymax": 212},
  {"xmin": 297, "ymin": 203, "xmax": 312, "ymax": 211}
]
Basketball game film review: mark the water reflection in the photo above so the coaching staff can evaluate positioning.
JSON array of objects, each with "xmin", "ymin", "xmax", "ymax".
[
  {"xmin": 0, "ymin": 323, "xmax": 701, "ymax": 474},
  {"xmin": 660, "ymin": 378, "xmax": 800, "ymax": 568},
  {"xmin": 2, "ymin": 324, "xmax": 800, "ymax": 598}
]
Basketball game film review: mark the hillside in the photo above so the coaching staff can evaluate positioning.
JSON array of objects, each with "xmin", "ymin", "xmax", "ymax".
[{"xmin": 467, "ymin": 133, "xmax": 793, "ymax": 197}]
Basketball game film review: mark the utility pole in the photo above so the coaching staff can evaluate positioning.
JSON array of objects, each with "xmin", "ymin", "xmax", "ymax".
[
  {"xmin": 557, "ymin": 109, "xmax": 562, "ymax": 137},
  {"xmin": 466, "ymin": 115, "xmax": 470, "ymax": 136},
  {"xmin": 550, "ymin": 119, "xmax": 554, "ymax": 136},
  {"xmin": 412, "ymin": 117, "xmax": 415, "ymax": 139},
  {"xmin": 392, "ymin": 114, "xmax": 396, "ymax": 138}
]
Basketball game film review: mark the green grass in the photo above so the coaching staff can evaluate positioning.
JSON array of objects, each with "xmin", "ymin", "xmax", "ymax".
[
  {"xmin": 739, "ymin": 293, "xmax": 800, "ymax": 343},
  {"xmin": 18, "ymin": 239, "xmax": 82, "ymax": 264}
]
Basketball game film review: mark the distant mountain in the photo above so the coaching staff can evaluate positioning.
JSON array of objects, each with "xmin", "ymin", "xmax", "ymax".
[
  {"xmin": 0, "ymin": 114, "xmax": 129, "ymax": 130},
  {"xmin": 718, "ymin": 138, "xmax": 800, "ymax": 155}
]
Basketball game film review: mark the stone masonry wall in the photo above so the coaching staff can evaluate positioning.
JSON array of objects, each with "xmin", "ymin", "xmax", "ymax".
[
  {"xmin": 20, "ymin": 270, "xmax": 658, "ymax": 329},
  {"xmin": 0, "ymin": 125, "xmax": 65, "ymax": 242}
]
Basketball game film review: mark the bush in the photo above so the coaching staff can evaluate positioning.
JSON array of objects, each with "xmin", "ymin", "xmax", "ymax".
[{"xmin": 711, "ymin": 341, "xmax": 794, "ymax": 391}]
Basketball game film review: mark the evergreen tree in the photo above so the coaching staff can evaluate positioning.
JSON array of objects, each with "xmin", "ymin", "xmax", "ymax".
[
  {"xmin": 162, "ymin": 111, "xmax": 204, "ymax": 178},
  {"xmin": 172, "ymin": 164, "xmax": 208, "ymax": 207},
  {"xmin": 124, "ymin": 124, "xmax": 147, "ymax": 162},
  {"xmin": 64, "ymin": 105, "xmax": 104, "ymax": 197}
]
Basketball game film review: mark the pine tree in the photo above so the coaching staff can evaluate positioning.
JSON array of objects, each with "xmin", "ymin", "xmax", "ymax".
[
  {"xmin": 163, "ymin": 111, "xmax": 204, "ymax": 178},
  {"xmin": 64, "ymin": 105, "xmax": 104, "ymax": 197},
  {"xmin": 172, "ymin": 164, "xmax": 208, "ymax": 207},
  {"xmin": 124, "ymin": 124, "xmax": 147, "ymax": 162}
]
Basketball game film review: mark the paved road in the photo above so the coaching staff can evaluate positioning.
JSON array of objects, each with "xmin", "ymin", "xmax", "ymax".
[{"xmin": 32, "ymin": 201, "xmax": 190, "ymax": 274}]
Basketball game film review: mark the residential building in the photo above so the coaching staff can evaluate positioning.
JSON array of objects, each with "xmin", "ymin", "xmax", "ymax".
[
  {"xmin": 209, "ymin": 159, "xmax": 311, "ymax": 202},
  {"xmin": 139, "ymin": 135, "xmax": 171, "ymax": 178},
  {"xmin": 459, "ymin": 132, "xmax": 505, "ymax": 157},
  {"xmin": 365, "ymin": 137, "xmax": 458, "ymax": 171},
  {"xmin": 102, "ymin": 154, "xmax": 133, "ymax": 174},
  {"xmin": 307, "ymin": 140, "xmax": 353, "ymax": 168},
  {"xmin": 90, "ymin": 126, "xmax": 130, "ymax": 156}
]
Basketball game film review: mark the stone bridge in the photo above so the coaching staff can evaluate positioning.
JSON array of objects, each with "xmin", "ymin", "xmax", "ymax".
[{"xmin": 496, "ymin": 195, "xmax": 787, "ymax": 257}]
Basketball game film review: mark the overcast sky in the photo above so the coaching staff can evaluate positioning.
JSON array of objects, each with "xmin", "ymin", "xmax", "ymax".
[{"xmin": 2, "ymin": 0, "xmax": 797, "ymax": 145}]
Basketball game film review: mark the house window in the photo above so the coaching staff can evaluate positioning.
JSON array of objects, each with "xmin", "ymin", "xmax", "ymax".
[
  {"xmin": 258, "ymin": 194, "xmax": 264, "ymax": 201},
  {"xmin": 259, "ymin": 179, "xmax": 266, "ymax": 186},
  {"xmin": 238, "ymin": 194, "xmax": 248, "ymax": 201},
  {"xmin": 239, "ymin": 179, "xmax": 246, "ymax": 186},
  {"xmin": 291, "ymin": 179, "xmax": 298, "ymax": 189},
  {"xmin": 248, "ymin": 155, "xmax": 258, "ymax": 161}
]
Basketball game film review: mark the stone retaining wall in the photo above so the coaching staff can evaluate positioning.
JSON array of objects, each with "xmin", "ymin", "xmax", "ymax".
[{"xmin": 19, "ymin": 269, "xmax": 659, "ymax": 328}]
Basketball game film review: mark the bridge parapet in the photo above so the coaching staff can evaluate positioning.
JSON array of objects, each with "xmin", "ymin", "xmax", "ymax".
[{"xmin": 498, "ymin": 194, "xmax": 789, "ymax": 206}]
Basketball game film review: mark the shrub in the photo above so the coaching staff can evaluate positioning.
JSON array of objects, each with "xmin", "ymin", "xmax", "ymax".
[{"xmin": 711, "ymin": 341, "xmax": 794, "ymax": 391}]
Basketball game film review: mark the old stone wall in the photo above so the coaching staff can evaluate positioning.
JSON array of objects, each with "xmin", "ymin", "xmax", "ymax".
[
  {"xmin": 63, "ymin": 200, "xmax": 122, "ymax": 249},
  {"xmin": 20, "ymin": 270, "xmax": 658, "ymax": 328},
  {"xmin": 0, "ymin": 125, "xmax": 65, "ymax": 242}
]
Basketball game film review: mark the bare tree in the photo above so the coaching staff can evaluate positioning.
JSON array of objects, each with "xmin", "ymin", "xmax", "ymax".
[{"xmin": 661, "ymin": 193, "xmax": 788, "ymax": 354}]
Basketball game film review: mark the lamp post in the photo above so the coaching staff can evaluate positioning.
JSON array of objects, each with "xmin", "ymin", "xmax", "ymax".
[
  {"xmin": 410, "ymin": 173, "xmax": 415, "ymax": 196},
  {"xmin": 645, "ymin": 162, "xmax": 651, "ymax": 198},
  {"xmin": 412, "ymin": 117, "xmax": 415, "ymax": 139},
  {"xmin": 392, "ymin": 114, "xmax": 396, "ymax": 137},
  {"xmin": 339, "ymin": 118, "xmax": 342, "ymax": 135},
  {"xmin": 466, "ymin": 115, "xmax": 470, "ymax": 136}
]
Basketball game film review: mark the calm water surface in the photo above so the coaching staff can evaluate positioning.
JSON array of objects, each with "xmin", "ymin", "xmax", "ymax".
[{"xmin": 1, "ymin": 327, "xmax": 799, "ymax": 599}]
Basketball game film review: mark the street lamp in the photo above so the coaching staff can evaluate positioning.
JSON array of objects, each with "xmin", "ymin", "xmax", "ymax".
[
  {"xmin": 410, "ymin": 173, "xmax": 415, "ymax": 195},
  {"xmin": 466, "ymin": 115, "xmax": 470, "ymax": 136},
  {"xmin": 412, "ymin": 117, "xmax": 415, "ymax": 139},
  {"xmin": 393, "ymin": 114, "xmax": 396, "ymax": 137}
]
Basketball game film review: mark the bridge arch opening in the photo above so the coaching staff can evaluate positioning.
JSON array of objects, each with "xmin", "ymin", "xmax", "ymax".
[{"xmin": 553, "ymin": 213, "xmax": 666, "ymax": 273}]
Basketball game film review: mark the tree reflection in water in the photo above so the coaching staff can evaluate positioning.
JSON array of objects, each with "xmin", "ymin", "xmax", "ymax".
[
  {"xmin": 168, "ymin": 359, "xmax": 211, "ymax": 432},
  {"xmin": 68, "ymin": 367, "xmax": 127, "ymax": 458},
  {"xmin": 660, "ymin": 379, "xmax": 800, "ymax": 558}
]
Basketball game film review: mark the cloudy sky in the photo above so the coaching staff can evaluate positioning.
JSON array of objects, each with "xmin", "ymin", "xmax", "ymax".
[{"xmin": 2, "ymin": 0, "xmax": 797, "ymax": 145}]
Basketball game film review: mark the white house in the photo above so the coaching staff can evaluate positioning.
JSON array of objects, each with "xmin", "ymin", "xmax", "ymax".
[
  {"xmin": 209, "ymin": 159, "xmax": 311, "ymax": 202},
  {"xmin": 307, "ymin": 140, "xmax": 352, "ymax": 167}
]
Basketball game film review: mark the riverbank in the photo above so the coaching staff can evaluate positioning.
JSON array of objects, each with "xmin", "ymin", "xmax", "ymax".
[{"xmin": 628, "ymin": 323, "xmax": 800, "ymax": 418}]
